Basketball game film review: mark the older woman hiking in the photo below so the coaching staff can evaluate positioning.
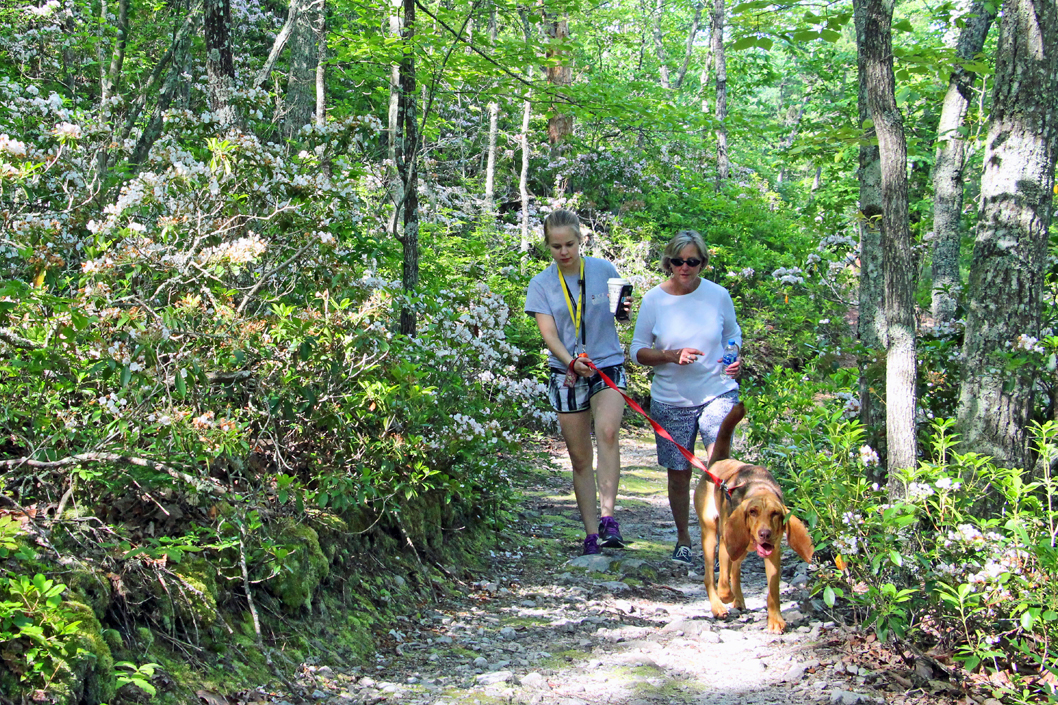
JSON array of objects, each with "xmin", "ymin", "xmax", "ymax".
[
  {"xmin": 525, "ymin": 209, "xmax": 632, "ymax": 555},
  {"xmin": 630, "ymin": 230, "xmax": 742, "ymax": 565}
]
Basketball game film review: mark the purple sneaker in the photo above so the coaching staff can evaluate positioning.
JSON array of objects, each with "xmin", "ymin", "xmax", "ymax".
[
  {"xmin": 599, "ymin": 516, "xmax": 625, "ymax": 548},
  {"xmin": 583, "ymin": 533, "xmax": 600, "ymax": 555}
]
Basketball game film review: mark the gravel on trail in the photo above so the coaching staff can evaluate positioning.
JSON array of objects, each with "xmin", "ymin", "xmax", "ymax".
[{"xmin": 255, "ymin": 431, "xmax": 979, "ymax": 705}]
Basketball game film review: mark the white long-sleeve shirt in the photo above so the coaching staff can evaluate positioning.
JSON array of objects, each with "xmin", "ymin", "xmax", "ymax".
[{"xmin": 630, "ymin": 278, "xmax": 741, "ymax": 407}]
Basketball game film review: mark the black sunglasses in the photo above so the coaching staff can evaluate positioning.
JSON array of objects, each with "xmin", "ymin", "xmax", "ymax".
[{"xmin": 670, "ymin": 257, "xmax": 703, "ymax": 268}]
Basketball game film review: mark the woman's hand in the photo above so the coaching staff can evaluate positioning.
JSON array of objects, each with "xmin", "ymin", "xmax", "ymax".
[
  {"xmin": 672, "ymin": 348, "xmax": 705, "ymax": 365},
  {"xmin": 572, "ymin": 356, "xmax": 595, "ymax": 377},
  {"xmin": 722, "ymin": 359, "xmax": 741, "ymax": 378}
]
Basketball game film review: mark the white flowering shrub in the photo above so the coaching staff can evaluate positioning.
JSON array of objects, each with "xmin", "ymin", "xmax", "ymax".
[{"xmin": 746, "ymin": 367, "xmax": 1058, "ymax": 676}]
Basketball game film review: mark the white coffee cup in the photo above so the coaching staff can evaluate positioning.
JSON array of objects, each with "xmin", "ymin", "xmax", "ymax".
[{"xmin": 607, "ymin": 277, "xmax": 632, "ymax": 317}]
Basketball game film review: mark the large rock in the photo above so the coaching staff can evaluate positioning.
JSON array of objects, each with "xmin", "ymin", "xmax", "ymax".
[{"xmin": 566, "ymin": 554, "xmax": 614, "ymax": 571}]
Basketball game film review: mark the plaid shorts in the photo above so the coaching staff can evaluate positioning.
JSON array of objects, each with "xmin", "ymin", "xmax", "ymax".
[
  {"xmin": 547, "ymin": 364, "xmax": 627, "ymax": 414},
  {"xmin": 650, "ymin": 390, "xmax": 740, "ymax": 471}
]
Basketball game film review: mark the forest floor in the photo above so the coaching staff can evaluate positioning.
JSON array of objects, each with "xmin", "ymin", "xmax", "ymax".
[{"xmin": 249, "ymin": 429, "xmax": 993, "ymax": 705}]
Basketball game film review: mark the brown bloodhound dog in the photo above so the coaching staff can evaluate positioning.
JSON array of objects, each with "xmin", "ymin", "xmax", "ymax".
[{"xmin": 693, "ymin": 402, "xmax": 814, "ymax": 633}]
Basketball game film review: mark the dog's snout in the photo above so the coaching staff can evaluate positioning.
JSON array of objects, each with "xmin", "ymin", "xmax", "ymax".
[{"xmin": 758, "ymin": 527, "xmax": 772, "ymax": 541}]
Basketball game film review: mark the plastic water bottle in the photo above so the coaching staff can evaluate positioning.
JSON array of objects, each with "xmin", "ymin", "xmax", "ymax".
[{"xmin": 721, "ymin": 339, "xmax": 740, "ymax": 366}]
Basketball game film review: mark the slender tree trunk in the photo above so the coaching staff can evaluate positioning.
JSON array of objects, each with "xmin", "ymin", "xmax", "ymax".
[
  {"xmin": 98, "ymin": 0, "xmax": 109, "ymax": 104},
  {"xmin": 96, "ymin": 0, "xmax": 129, "ymax": 182},
  {"xmin": 388, "ymin": 0, "xmax": 403, "ymax": 238},
  {"xmin": 519, "ymin": 10, "xmax": 532, "ymax": 252},
  {"xmin": 316, "ymin": 9, "xmax": 326, "ymax": 127},
  {"xmin": 398, "ymin": 0, "xmax": 420, "ymax": 337},
  {"xmin": 854, "ymin": 0, "xmax": 887, "ymax": 474},
  {"xmin": 520, "ymin": 94, "xmax": 532, "ymax": 251},
  {"xmin": 957, "ymin": 0, "xmax": 1058, "ymax": 470},
  {"xmin": 649, "ymin": 0, "xmax": 671, "ymax": 89},
  {"xmin": 674, "ymin": 0, "xmax": 703, "ymax": 89},
  {"xmin": 484, "ymin": 4, "xmax": 499, "ymax": 212},
  {"xmin": 131, "ymin": 7, "xmax": 197, "ymax": 167},
  {"xmin": 285, "ymin": 0, "xmax": 322, "ymax": 137},
  {"xmin": 205, "ymin": 0, "xmax": 236, "ymax": 126},
  {"xmin": 859, "ymin": 0, "xmax": 917, "ymax": 498},
  {"xmin": 101, "ymin": 0, "xmax": 129, "ymax": 104},
  {"xmin": 546, "ymin": 15, "xmax": 573, "ymax": 164},
  {"xmin": 930, "ymin": 1, "xmax": 997, "ymax": 322},
  {"xmin": 254, "ymin": 0, "xmax": 302, "ymax": 90},
  {"xmin": 711, "ymin": 0, "xmax": 728, "ymax": 185}
]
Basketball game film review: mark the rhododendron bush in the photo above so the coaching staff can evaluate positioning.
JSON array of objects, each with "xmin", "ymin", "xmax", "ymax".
[{"xmin": 0, "ymin": 87, "xmax": 550, "ymax": 527}]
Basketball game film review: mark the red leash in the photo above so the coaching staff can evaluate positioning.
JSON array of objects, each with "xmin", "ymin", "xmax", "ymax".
[{"xmin": 568, "ymin": 356, "xmax": 733, "ymax": 497}]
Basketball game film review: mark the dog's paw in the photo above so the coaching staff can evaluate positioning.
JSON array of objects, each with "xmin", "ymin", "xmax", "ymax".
[
  {"xmin": 710, "ymin": 601, "xmax": 730, "ymax": 619},
  {"xmin": 766, "ymin": 615, "xmax": 786, "ymax": 634}
]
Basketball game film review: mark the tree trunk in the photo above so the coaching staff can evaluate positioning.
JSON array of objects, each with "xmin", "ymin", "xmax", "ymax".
[
  {"xmin": 859, "ymin": 0, "xmax": 917, "ymax": 499},
  {"xmin": 957, "ymin": 0, "xmax": 1058, "ymax": 470},
  {"xmin": 546, "ymin": 16, "xmax": 573, "ymax": 162},
  {"xmin": 285, "ymin": 0, "xmax": 322, "ymax": 137},
  {"xmin": 854, "ymin": 0, "xmax": 887, "ymax": 475},
  {"xmin": 711, "ymin": 0, "xmax": 728, "ymax": 185},
  {"xmin": 205, "ymin": 0, "xmax": 235, "ymax": 126},
  {"xmin": 101, "ymin": 0, "xmax": 129, "ymax": 105},
  {"xmin": 930, "ymin": 1, "xmax": 997, "ymax": 322},
  {"xmin": 254, "ymin": 0, "xmax": 302, "ymax": 90},
  {"xmin": 674, "ymin": 0, "xmax": 703, "ymax": 89},
  {"xmin": 131, "ymin": 7, "xmax": 197, "ymax": 167},
  {"xmin": 388, "ymin": 0, "xmax": 403, "ymax": 238},
  {"xmin": 398, "ymin": 0, "xmax": 420, "ymax": 337},
  {"xmin": 520, "ymin": 93, "xmax": 532, "ymax": 251},
  {"xmin": 519, "ymin": 9, "xmax": 532, "ymax": 253},
  {"xmin": 649, "ymin": 0, "xmax": 671, "ymax": 89},
  {"xmin": 316, "ymin": 8, "xmax": 326, "ymax": 128},
  {"xmin": 485, "ymin": 4, "xmax": 499, "ymax": 212}
]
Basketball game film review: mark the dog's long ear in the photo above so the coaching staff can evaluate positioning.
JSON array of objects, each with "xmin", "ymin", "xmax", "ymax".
[
  {"xmin": 707, "ymin": 402, "xmax": 746, "ymax": 466},
  {"xmin": 722, "ymin": 504, "xmax": 751, "ymax": 561},
  {"xmin": 785, "ymin": 514, "xmax": 814, "ymax": 564}
]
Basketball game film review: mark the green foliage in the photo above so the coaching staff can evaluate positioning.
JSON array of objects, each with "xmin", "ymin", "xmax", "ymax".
[{"xmin": 0, "ymin": 573, "xmax": 85, "ymax": 692}]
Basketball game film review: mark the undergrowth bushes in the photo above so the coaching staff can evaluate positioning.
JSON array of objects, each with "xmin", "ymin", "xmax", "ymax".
[{"xmin": 746, "ymin": 367, "xmax": 1058, "ymax": 702}]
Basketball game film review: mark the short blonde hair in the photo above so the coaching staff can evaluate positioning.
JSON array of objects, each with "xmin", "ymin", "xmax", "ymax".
[
  {"xmin": 543, "ymin": 209, "xmax": 584, "ymax": 246},
  {"xmin": 661, "ymin": 230, "xmax": 709, "ymax": 274}
]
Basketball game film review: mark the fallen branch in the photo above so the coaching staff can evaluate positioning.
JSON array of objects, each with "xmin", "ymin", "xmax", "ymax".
[
  {"xmin": 0, "ymin": 327, "xmax": 40, "ymax": 350},
  {"xmin": 0, "ymin": 453, "xmax": 227, "ymax": 496}
]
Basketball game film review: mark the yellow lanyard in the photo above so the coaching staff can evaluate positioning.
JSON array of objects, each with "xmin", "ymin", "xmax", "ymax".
[{"xmin": 558, "ymin": 259, "xmax": 585, "ymax": 354}]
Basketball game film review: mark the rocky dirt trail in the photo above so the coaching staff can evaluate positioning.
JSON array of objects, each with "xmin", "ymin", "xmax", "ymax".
[{"xmin": 272, "ymin": 431, "xmax": 977, "ymax": 705}]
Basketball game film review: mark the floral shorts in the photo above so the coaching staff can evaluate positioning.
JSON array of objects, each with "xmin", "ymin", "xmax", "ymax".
[
  {"xmin": 547, "ymin": 364, "xmax": 627, "ymax": 414},
  {"xmin": 650, "ymin": 390, "xmax": 740, "ymax": 471}
]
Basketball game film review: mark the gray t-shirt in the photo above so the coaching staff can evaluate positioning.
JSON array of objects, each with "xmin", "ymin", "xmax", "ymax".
[{"xmin": 525, "ymin": 257, "xmax": 625, "ymax": 371}]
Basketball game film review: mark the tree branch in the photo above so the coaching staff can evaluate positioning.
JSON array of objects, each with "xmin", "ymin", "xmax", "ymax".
[{"xmin": 1, "ymin": 453, "xmax": 227, "ymax": 496}]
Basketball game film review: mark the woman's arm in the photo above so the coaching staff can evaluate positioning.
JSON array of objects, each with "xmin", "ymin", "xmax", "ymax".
[
  {"xmin": 535, "ymin": 313, "xmax": 593, "ymax": 377},
  {"xmin": 630, "ymin": 294, "xmax": 702, "ymax": 367}
]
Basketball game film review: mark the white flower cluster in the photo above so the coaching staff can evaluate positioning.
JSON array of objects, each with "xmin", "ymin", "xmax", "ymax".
[
  {"xmin": 199, "ymin": 233, "xmax": 267, "ymax": 266},
  {"xmin": 52, "ymin": 122, "xmax": 82, "ymax": 140},
  {"xmin": 859, "ymin": 445, "xmax": 879, "ymax": 467},
  {"xmin": 835, "ymin": 391, "xmax": 860, "ymax": 419},
  {"xmin": 833, "ymin": 533, "xmax": 860, "ymax": 555},
  {"xmin": 451, "ymin": 413, "xmax": 500, "ymax": 439},
  {"xmin": 935, "ymin": 476, "xmax": 962, "ymax": 491},
  {"xmin": 97, "ymin": 392, "xmax": 127, "ymax": 416},
  {"xmin": 907, "ymin": 482, "xmax": 935, "ymax": 499},
  {"xmin": 771, "ymin": 266, "xmax": 805, "ymax": 285},
  {"xmin": 0, "ymin": 134, "xmax": 27, "ymax": 157},
  {"xmin": 24, "ymin": 0, "xmax": 61, "ymax": 17},
  {"xmin": 1012, "ymin": 334, "xmax": 1044, "ymax": 354},
  {"xmin": 147, "ymin": 413, "xmax": 173, "ymax": 426}
]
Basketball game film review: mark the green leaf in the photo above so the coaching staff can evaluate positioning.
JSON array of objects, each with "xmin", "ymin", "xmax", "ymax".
[
  {"xmin": 893, "ymin": 19, "xmax": 913, "ymax": 32},
  {"xmin": 730, "ymin": 36, "xmax": 758, "ymax": 51},
  {"xmin": 176, "ymin": 372, "xmax": 186, "ymax": 397},
  {"xmin": 889, "ymin": 550, "xmax": 903, "ymax": 567},
  {"xmin": 1021, "ymin": 611, "xmax": 1034, "ymax": 631},
  {"xmin": 819, "ymin": 29, "xmax": 841, "ymax": 42},
  {"xmin": 824, "ymin": 585, "xmax": 836, "ymax": 607}
]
